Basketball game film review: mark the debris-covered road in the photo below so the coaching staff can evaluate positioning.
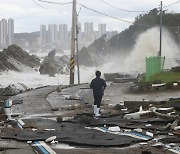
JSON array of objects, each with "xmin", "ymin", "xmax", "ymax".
[{"xmin": 0, "ymin": 82, "xmax": 180, "ymax": 154}]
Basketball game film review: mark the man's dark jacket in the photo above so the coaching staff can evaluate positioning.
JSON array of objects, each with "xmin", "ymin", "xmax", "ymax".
[{"xmin": 90, "ymin": 77, "xmax": 107, "ymax": 96}]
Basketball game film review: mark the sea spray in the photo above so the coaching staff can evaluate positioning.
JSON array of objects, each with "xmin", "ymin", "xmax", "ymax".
[
  {"xmin": 0, "ymin": 27, "xmax": 179, "ymax": 87},
  {"xmin": 124, "ymin": 27, "xmax": 179, "ymax": 72},
  {"xmin": 89, "ymin": 26, "xmax": 179, "ymax": 76}
]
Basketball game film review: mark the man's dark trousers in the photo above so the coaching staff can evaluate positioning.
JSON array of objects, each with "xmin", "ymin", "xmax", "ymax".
[{"xmin": 94, "ymin": 95, "xmax": 102, "ymax": 108}]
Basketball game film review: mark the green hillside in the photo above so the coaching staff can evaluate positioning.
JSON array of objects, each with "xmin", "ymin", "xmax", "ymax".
[{"xmin": 109, "ymin": 9, "xmax": 180, "ymax": 54}]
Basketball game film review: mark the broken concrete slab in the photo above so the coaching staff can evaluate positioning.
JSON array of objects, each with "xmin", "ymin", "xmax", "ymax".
[
  {"xmin": 160, "ymin": 136, "xmax": 180, "ymax": 143},
  {"xmin": 0, "ymin": 149, "xmax": 35, "ymax": 154},
  {"xmin": 0, "ymin": 119, "xmax": 151, "ymax": 147},
  {"xmin": 0, "ymin": 139, "xmax": 33, "ymax": 151}
]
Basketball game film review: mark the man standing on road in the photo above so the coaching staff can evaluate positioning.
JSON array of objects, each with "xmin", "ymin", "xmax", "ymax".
[{"xmin": 90, "ymin": 71, "xmax": 107, "ymax": 117}]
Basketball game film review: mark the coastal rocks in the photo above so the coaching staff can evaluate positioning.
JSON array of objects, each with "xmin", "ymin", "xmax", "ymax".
[
  {"xmin": 78, "ymin": 36, "xmax": 111, "ymax": 67},
  {"xmin": 39, "ymin": 62, "xmax": 61, "ymax": 76},
  {"xmin": 130, "ymin": 82, "xmax": 180, "ymax": 93},
  {"xmin": 0, "ymin": 83, "xmax": 28, "ymax": 96},
  {"xmin": 39, "ymin": 49, "xmax": 69, "ymax": 76},
  {"xmin": 0, "ymin": 44, "xmax": 40, "ymax": 72},
  {"xmin": 104, "ymin": 73, "xmax": 136, "ymax": 83}
]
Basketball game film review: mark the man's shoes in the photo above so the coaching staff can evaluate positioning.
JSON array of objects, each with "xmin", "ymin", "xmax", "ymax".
[
  {"xmin": 95, "ymin": 108, "xmax": 100, "ymax": 117},
  {"xmin": 93, "ymin": 105, "xmax": 97, "ymax": 115}
]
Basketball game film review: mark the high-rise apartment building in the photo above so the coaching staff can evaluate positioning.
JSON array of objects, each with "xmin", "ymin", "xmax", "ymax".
[
  {"xmin": 0, "ymin": 18, "xmax": 14, "ymax": 48},
  {"xmin": 59, "ymin": 24, "xmax": 68, "ymax": 41},
  {"xmin": 0, "ymin": 19, "xmax": 8, "ymax": 47},
  {"xmin": 84, "ymin": 23, "xmax": 94, "ymax": 42},
  {"xmin": 98, "ymin": 23, "xmax": 106, "ymax": 38},
  {"xmin": 40, "ymin": 24, "xmax": 47, "ymax": 45},
  {"xmin": 8, "ymin": 18, "xmax": 14, "ymax": 46},
  {"xmin": 48, "ymin": 24, "xmax": 58, "ymax": 44}
]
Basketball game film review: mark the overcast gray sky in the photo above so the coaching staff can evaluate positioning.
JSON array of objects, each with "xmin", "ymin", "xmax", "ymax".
[{"xmin": 0, "ymin": 0, "xmax": 179, "ymax": 33}]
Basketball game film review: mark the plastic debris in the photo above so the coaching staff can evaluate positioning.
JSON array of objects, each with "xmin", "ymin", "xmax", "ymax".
[
  {"xmin": 108, "ymin": 126, "xmax": 120, "ymax": 132},
  {"xmin": 146, "ymin": 132, "xmax": 153, "ymax": 138},
  {"xmin": 124, "ymin": 111, "xmax": 152, "ymax": 119},
  {"xmin": 45, "ymin": 136, "xmax": 57, "ymax": 143},
  {"xmin": 134, "ymin": 128, "xmax": 143, "ymax": 133}
]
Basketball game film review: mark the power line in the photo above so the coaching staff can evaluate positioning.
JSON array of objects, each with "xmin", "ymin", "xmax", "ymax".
[
  {"xmin": 33, "ymin": 0, "xmax": 179, "ymax": 28},
  {"xmin": 163, "ymin": 0, "xmax": 180, "ymax": 8},
  {"xmin": 33, "ymin": 0, "xmax": 61, "ymax": 13},
  {"xmin": 77, "ymin": 2, "xmax": 133, "ymax": 24},
  {"xmin": 99, "ymin": 0, "xmax": 156, "ymax": 13},
  {"xmin": 37, "ymin": 0, "xmax": 72, "ymax": 5},
  {"xmin": 76, "ymin": 2, "xmax": 154, "ymax": 27}
]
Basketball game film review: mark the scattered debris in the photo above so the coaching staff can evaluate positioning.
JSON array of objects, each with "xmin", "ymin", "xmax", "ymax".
[{"xmin": 45, "ymin": 136, "xmax": 57, "ymax": 143}]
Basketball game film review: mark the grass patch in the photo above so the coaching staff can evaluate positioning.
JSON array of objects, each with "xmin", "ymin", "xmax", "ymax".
[{"xmin": 149, "ymin": 71, "xmax": 180, "ymax": 83}]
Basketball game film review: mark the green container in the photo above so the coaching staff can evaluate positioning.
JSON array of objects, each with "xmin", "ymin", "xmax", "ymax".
[{"xmin": 146, "ymin": 56, "xmax": 165, "ymax": 81}]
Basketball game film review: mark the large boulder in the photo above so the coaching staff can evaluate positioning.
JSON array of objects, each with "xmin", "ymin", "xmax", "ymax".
[
  {"xmin": 0, "ymin": 44, "xmax": 40, "ymax": 72},
  {"xmin": 39, "ymin": 50, "xmax": 69, "ymax": 76},
  {"xmin": 39, "ymin": 61, "xmax": 63, "ymax": 76},
  {"xmin": 2, "ymin": 83, "xmax": 28, "ymax": 96}
]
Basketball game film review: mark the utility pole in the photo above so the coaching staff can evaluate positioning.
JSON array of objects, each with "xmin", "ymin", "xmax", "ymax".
[
  {"xmin": 178, "ymin": 26, "xmax": 180, "ymax": 52},
  {"xmin": 70, "ymin": 0, "xmax": 77, "ymax": 86},
  {"xmin": 76, "ymin": 23, "xmax": 80, "ymax": 84},
  {"xmin": 159, "ymin": 1, "xmax": 163, "ymax": 56}
]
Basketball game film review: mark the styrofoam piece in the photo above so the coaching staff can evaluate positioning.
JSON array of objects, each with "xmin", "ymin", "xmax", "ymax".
[
  {"xmin": 173, "ymin": 83, "xmax": 178, "ymax": 86},
  {"xmin": 168, "ymin": 133, "xmax": 174, "ymax": 136},
  {"xmin": 157, "ymin": 107, "xmax": 173, "ymax": 111},
  {"xmin": 139, "ymin": 142, "xmax": 148, "ymax": 145},
  {"xmin": 121, "ymin": 108, "xmax": 128, "ymax": 111},
  {"xmin": 152, "ymin": 83, "xmax": 166, "ymax": 87},
  {"xmin": 27, "ymin": 141, "xmax": 32, "ymax": 144},
  {"xmin": 139, "ymin": 106, "xmax": 143, "ymax": 112},
  {"xmin": 108, "ymin": 126, "xmax": 120, "ymax": 132},
  {"xmin": 174, "ymin": 126, "xmax": 180, "ymax": 130},
  {"xmin": 146, "ymin": 124, "xmax": 152, "ymax": 127},
  {"xmin": 44, "ymin": 129, "xmax": 56, "ymax": 131},
  {"xmin": 134, "ymin": 128, "xmax": 143, "ymax": 133},
  {"xmin": 146, "ymin": 131, "xmax": 153, "ymax": 137},
  {"xmin": 45, "ymin": 136, "xmax": 57, "ymax": 143},
  {"xmin": 152, "ymin": 143, "xmax": 164, "ymax": 147}
]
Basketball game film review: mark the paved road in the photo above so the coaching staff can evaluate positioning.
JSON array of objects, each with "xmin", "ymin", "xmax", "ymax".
[
  {"xmin": 103, "ymin": 82, "xmax": 180, "ymax": 104},
  {"xmin": 10, "ymin": 86, "xmax": 58, "ymax": 118},
  {"xmin": 10, "ymin": 82, "xmax": 180, "ymax": 118},
  {"xmin": 5, "ymin": 82, "xmax": 180, "ymax": 154}
]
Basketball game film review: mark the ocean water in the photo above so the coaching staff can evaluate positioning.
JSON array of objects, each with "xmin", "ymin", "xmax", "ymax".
[
  {"xmin": 0, "ymin": 66, "xmax": 101, "ymax": 88},
  {"xmin": 0, "ymin": 27, "xmax": 179, "ymax": 89}
]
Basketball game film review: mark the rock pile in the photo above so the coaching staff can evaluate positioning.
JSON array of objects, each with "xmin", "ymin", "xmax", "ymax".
[
  {"xmin": 39, "ymin": 49, "xmax": 69, "ymax": 76},
  {"xmin": 0, "ymin": 44, "xmax": 40, "ymax": 72}
]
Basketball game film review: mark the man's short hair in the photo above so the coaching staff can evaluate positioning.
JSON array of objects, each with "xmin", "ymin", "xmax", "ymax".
[{"xmin": 95, "ymin": 71, "xmax": 101, "ymax": 77}]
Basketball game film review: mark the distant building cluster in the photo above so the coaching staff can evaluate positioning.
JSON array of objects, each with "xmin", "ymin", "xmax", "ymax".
[
  {"xmin": 40, "ymin": 23, "xmax": 118, "ymax": 49},
  {"xmin": 0, "ymin": 18, "xmax": 14, "ymax": 48},
  {"xmin": 0, "ymin": 18, "xmax": 118, "ymax": 51}
]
